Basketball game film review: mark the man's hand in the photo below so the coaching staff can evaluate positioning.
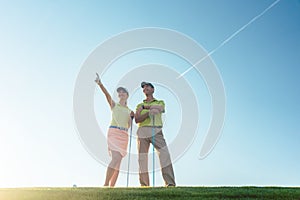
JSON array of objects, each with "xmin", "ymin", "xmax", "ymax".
[
  {"xmin": 149, "ymin": 108, "xmax": 160, "ymax": 115},
  {"xmin": 149, "ymin": 105, "xmax": 164, "ymax": 112},
  {"xmin": 144, "ymin": 105, "xmax": 151, "ymax": 109},
  {"xmin": 95, "ymin": 73, "xmax": 102, "ymax": 85}
]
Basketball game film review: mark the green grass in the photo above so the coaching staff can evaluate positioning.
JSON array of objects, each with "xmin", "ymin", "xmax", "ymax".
[{"xmin": 0, "ymin": 187, "xmax": 299, "ymax": 200}]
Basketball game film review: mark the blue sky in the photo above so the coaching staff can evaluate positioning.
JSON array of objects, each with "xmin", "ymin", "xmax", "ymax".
[{"xmin": 0, "ymin": 0, "xmax": 299, "ymax": 187}]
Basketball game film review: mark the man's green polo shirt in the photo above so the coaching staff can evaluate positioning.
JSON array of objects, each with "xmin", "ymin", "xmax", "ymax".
[{"xmin": 136, "ymin": 99, "xmax": 165, "ymax": 127}]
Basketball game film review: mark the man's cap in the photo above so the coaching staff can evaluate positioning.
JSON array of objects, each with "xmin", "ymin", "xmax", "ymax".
[
  {"xmin": 117, "ymin": 87, "xmax": 129, "ymax": 95},
  {"xmin": 141, "ymin": 81, "xmax": 154, "ymax": 89}
]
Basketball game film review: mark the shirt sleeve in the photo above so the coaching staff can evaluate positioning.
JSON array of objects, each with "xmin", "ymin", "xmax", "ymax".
[{"xmin": 157, "ymin": 100, "xmax": 165, "ymax": 113}]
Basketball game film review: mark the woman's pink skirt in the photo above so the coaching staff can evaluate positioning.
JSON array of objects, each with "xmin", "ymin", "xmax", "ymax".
[{"xmin": 107, "ymin": 128, "xmax": 128, "ymax": 157}]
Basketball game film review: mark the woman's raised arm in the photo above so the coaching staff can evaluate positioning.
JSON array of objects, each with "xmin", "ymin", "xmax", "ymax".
[{"xmin": 95, "ymin": 73, "xmax": 115, "ymax": 108}]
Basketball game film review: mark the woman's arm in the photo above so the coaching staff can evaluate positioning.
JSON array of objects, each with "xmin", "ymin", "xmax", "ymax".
[
  {"xmin": 128, "ymin": 111, "xmax": 135, "ymax": 128},
  {"xmin": 95, "ymin": 74, "xmax": 115, "ymax": 108},
  {"xmin": 98, "ymin": 84, "xmax": 115, "ymax": 108}
]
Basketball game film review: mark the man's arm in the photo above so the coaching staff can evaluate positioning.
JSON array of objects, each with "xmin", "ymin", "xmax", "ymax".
[
  {"xmin": 149, "ymin": 100, "xmax": 165, "ymax": 113},
  {"xmin": 135, "ymin": 105, "xmax": 150, "ymax": 123},
  {"xmin": 149, "ymin": 105, "xmax": 164, "ymax": 112}
]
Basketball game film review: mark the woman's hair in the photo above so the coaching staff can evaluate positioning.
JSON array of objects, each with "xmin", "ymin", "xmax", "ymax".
[{"xmin": 116, "ymin": 87, "xmax": 129, "ymax": 95}]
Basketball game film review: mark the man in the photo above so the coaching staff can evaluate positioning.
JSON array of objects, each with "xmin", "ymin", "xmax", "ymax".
[{"xmin": 135, "ymin": 81, "xmax": 176, "ymax": 187}]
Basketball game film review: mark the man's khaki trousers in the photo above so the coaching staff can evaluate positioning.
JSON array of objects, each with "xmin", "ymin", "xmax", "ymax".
[{"xmin": 137, "ymin": 127, "xmax": 176, "ymax": 186}]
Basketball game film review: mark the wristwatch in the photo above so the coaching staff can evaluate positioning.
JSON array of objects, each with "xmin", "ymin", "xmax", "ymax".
[{"xmin": 142, "ymin": 105, "xmax": 145, "ymax": 109}]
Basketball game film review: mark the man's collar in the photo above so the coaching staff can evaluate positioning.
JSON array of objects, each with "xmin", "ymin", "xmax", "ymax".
[{"xmin": 143, "ymin": 98, "xmax": 157, "ymax": 103}]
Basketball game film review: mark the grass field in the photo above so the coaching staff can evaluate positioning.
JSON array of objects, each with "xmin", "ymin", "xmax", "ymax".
[{"xmin": 0, "ymin": 187, "xmax": 299, "ymax": 200}]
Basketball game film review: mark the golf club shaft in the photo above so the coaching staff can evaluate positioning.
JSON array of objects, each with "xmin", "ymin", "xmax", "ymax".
[
  {"xmin": 126, "ymin": 116, "xmax": 134, "ymax": 187},
  {"xmin": 152, "ymin": 115, "xmax": 155, "ymax": 187}
]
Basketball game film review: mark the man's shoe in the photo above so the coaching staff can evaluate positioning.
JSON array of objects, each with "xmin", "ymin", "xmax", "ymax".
[{"xmin": 166, "ymin": 184, "xmax": 176, "ymax": 187}]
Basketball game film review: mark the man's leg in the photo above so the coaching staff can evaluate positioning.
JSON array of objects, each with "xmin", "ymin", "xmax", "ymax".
[
  {"xmin": 138, "ymin": 136, "xmax": 150, "ymax": 186},
  {"xmin": 153, "ymin": 130, "xmax": 176, "ymax": 186}
]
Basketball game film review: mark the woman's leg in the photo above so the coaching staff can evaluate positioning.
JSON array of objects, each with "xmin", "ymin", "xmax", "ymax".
[
  {"xmin": 109, "ymin": 166, "xmax": 120, "ymax": 187},
  {"xmin": 104, "ymin": 167, "xmax": 114, "ymax": 186},
  {"xmin": 109, "ymin": 157, "xmax": 122, "ymax": 187},
  {"xmin": 104, "ymin": 151, "xmax": 122, "ymax": 187}
]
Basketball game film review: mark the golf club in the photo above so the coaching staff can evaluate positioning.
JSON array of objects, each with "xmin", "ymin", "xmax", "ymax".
[
  {"xmin": 152, "ymin": 114, "xmax": 155, "ymax": 187},
  {"xmin": 126, "ymin": 115, "xmax": 134, "ymax": 187}
]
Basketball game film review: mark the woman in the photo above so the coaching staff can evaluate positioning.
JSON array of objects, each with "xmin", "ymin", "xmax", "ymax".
[{"xmin": 95, "ymin": 73, "xmax": 134, "ymax": 187}]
